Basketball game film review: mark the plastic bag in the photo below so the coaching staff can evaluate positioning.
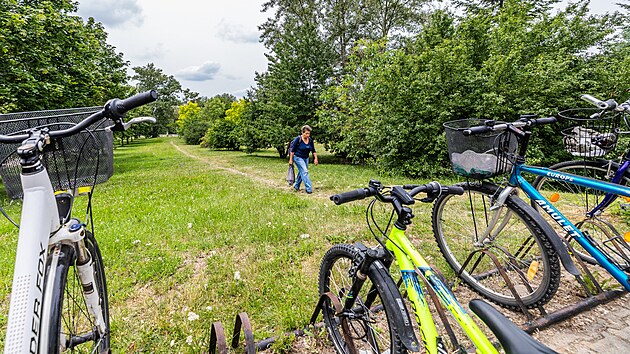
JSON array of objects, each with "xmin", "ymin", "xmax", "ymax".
[{"xmin": 286, "ymin": 165, "xmax": 295, "ymax": 185}]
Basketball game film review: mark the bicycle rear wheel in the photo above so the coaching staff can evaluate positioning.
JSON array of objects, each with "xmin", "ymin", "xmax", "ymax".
[
  {"xmin": 432, "ymin": 182, "xmax": 561, "ymax": 310},
  {"xmin": 318, "ymin": 244, "xmax": 407, "ymax": 354},
  {"xmin": 532, "ymin": 159, "xmax": 630, "ymax": 268},
  {"xmin": 41, "ymin": 231, "xmax": 110, "ymax": 353}
]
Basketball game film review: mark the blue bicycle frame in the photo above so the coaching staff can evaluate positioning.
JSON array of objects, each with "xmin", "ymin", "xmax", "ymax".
[
  {"xmin": 586, "ymin": 159, "xmax": 630, "ymax": 217},
  {"xmin": 510, "ymin": 163, "xmax": 630, "ymax": 290}
]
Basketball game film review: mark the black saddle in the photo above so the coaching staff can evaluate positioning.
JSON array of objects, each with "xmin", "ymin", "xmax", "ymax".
[{"xmin": 469, "ymin": 299, "xmax": 558, "ymax": 354}]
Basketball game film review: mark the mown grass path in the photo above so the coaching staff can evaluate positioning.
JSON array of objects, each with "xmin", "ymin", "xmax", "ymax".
[{"xmin": 171, "ymin": 141, "xmax": 283, "ymax": 189}]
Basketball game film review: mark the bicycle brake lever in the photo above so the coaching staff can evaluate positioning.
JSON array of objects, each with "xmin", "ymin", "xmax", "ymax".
[
  {"xmin": 391, "ymin": 186, "xmax": 414, "ymax": 205},
  {"xmin": 122, "ymin": 116, "xmax": 156, "ymax": 130}
]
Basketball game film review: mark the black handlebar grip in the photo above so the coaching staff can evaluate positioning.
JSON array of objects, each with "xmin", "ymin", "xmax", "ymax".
[
  {"xmin": 446, "ymin": 185, "xmax": 465, "ymax": 195},
  {"xmin": 330, "ymin": 188, "xmax": 370, "ymax": 205},
  {"xmin": 463, "ymin": 125, "xmax": 493, "ymax": 136},
  {"xmin": 532, "ymin": 116, "xmax": 556, "ymax": 126},
  {"xmin": 107, "ymin": 90, "xmax": 158, "ymax": 119},
  {"xmin": 117, "ymin": 90, "xmax": 158, "ymax": 114}
]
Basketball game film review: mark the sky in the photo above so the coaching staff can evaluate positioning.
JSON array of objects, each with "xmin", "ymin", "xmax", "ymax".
[
  {"xmin": 75, "ymin": 0, "xmax": 624, "ymax": 99},
  {"xmin": 76, "ymin": 0, "xmax": 269, "ymax": 98}
]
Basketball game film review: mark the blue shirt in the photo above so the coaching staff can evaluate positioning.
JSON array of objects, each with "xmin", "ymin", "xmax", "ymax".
[{"xmin": 291, "ymin": 136, "xmax": 316, "ymax": 159}]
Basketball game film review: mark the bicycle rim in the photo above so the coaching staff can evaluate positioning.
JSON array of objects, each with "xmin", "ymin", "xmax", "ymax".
[
  {"xmin": 43, "ymin": 233, "xmax": 110, "ymax": 353},
  {"xmin": 532, "ymin": 160, "xmax": 630, "ymax": 269},
  {"xmin": 318, "ymin": 244, "xmax": 406, "ymax": 354},
  {"xmin": 432, "ymin": 182, "xmax": 560, "ymax": 310}
]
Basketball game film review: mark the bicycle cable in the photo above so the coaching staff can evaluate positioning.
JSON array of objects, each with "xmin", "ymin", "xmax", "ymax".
[
  {"xmin": 0, "ymin": 203, "xmax": 19, "ymax": 228},
  {"xmin": 365, "ymin": 190, "xmax": 415, "ymax": 262},
  {"xmin": 79, "ymin": 118, "xmax": 109, "ymax": 231}
]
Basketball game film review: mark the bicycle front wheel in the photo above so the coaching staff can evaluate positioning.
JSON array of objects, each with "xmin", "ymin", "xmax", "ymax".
[
  {"xmin": 532, "ymin": 159, "xmax": 630, "ymax": 267},
  {"xmin": 432, "ymin": 182, "xmax": 561, "ymax": 310},
  {"xmin": 318, "ymin": 244, "xmax": 407, "ymax": 354},
  {"xmin": 41, "ymin": 231, "xmax": 110, "ymax": 353}
]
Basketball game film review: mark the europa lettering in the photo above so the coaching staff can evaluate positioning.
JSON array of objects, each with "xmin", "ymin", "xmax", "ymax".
[{"xmin": 546, "ymin": 171, "xmax": 574, "ymax": 182}]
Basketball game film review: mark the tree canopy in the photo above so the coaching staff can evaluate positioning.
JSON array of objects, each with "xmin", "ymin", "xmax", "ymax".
[
  {"xmin": 222, "ymin": 0, "xmax": 627, "ymax": 175},
  {"xmin": 0, "ymin": 0, "xmax": 128, "ymax": 112}
]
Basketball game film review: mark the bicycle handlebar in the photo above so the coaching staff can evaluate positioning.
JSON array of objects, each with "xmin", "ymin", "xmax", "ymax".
[
  {"xmin": 0, "ymin": 90, "xmax": 158, "ymax": 144},
  {"xmin": 581, "ymin": 94, "xmax": 616, "ymax": 110},
  {"xmin": 409, "ymin": 183, "xmax": 465, "ymax": 197},
  {"xmin": 581, "ymin": 93, "xmax": 630, "ymax": 117},
  {"xmin": 463, "ymin": 116, "xmax": 556, "ymax": 136},
  {"xmin": 107, "ymin": 90, "xmax": 158, "ymax": 118},
  {"xmin": 330, "ymin": 181, "xmax": 464, "ymax": 205},
  {"xmin": 330, "ymin": 187, "xmax": 377, "ymax": 205}
]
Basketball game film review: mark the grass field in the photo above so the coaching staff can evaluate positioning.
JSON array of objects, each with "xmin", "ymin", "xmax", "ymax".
[{"xmin": 0, "ymin": 137, "xmax": 455, "ymax": 352}]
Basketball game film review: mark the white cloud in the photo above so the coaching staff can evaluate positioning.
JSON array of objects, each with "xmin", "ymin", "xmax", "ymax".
[
  {"xmin": 216, "ymin": 19, "xmax": 260, "ymax": 44},
  {"xmin": 77, "ymin": 0, "xmax": 144, "ymax": 28},
  {"xmin": 133, "ymin": 42, "xmax": 167, "ymax": 62},
  {"xmin": 176, "ymin": 61, "xmax": 221, "ymax": 81}
]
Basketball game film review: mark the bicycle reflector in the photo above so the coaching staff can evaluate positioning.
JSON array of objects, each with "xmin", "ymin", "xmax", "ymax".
[
  {"xmin": 77, "ymin": 186, "xmax": 92, "ymax": 195},
  {"xmin": 527, "ymin": 260, "xmax": 539, "ymax": 282},
  {"xmin": 624, "ymin": 232, "xmax": 630, "ymax": 243},
  {"xmin": 549, "ymin": 192, "xmax": 560, "ymax": 202}
]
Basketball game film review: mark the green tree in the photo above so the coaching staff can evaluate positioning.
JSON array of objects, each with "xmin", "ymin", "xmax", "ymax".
[
  {"xmin": 201, "ymin": 99, "xmax": 247, "ymax": 150},
  {"xmin": 362, "ymin": 0, "xmax": 428, "ymax": 39},
  {"xmin": 318, "ymin": 0, "xmax": 624, "ymax": 176},
  {"xmin": 131, "ymin": 63, "xmax": 190, "ymax": 137},
  {"xmin": 0, "ymin": 0, "xmax": 128, "ymax": 112},
  {"xmin": 176, "ymin": 101, "xmax": 206, "ymax": 144},
  {"xmin": 252, "ymin": 5, "xmax": 336, "ymax": 157},
  {"xmin": 177, "ymin": 95, "xmax": 234, "ymax": 145}
]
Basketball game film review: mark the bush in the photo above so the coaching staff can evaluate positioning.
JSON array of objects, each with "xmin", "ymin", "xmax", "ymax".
[{"xmin": 318, "ymin": 2, "xmax": 626, "ymax": 176}]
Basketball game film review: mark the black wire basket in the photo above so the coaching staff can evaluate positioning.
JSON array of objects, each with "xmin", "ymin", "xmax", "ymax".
[
  {"xmin": 0, "ymin": 107, "xmax": 114, "ymax": 199},
  {"xmin": 444, "ymin": 119, "xmax": 518, "ymax": 179},
  {"xmin": 558, "ymin": 108, "xmax": 621, "ymax": 158}
]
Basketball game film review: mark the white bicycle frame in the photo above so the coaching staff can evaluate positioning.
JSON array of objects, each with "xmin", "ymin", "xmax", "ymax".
[{"xmin": 4, "ymin": 158, "xmax": 105, "ymax": 353}]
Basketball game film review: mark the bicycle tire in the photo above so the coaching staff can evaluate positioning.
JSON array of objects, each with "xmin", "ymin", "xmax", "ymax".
[
  {"xmin": 42, "ymin": 231, "xmax": 110, "ymax": 353},
  {"xmin": 431, "ymin": 182, "xmax": 561, "ymax": 310},
  {"xmin": 318, "ymin": 244, "xmax": 407, "ymax": 354},
  {"xmin": 532, "ymin": 159, "xmax": 630, "ymax": 267}
]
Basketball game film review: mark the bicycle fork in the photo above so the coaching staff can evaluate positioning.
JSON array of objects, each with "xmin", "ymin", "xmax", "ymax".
[
  {"xmin": 474, "ymin": 186, "xmax": 516, "ymax": 246},
  {"xmin": 45, "ymin": 221, "xmax": 107, "ymax": 350},
  {"xmin": 341, "ymin": 243, "xmax": 420, "ymax": 353}
]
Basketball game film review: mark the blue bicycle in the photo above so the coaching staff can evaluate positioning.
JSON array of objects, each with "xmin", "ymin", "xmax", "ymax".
[
  {"xmin": 532, "ymin": 94, "xmax": 630, "ymax": 268},
  {"xmin": 432, "ymin": 113, "xmax": 630, "ymax": 309}
]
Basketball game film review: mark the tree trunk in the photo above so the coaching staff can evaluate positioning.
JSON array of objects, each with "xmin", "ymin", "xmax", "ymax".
[{"xmin": 277, "ymin": 145, "xmax": 287, "ymax": 159}]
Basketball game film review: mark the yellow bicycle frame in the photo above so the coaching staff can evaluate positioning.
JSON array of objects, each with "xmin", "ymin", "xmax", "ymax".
[{"xmin": 386, "ymin": 226, "xmax": 498, "ymax": 354}]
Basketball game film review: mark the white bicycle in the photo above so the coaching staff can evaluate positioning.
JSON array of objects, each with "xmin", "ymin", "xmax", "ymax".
[{"xmin": 1, "ymin": 91, "xmax": 157, "ymax": 353}]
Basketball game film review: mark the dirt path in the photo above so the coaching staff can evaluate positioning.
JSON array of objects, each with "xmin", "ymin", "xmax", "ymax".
[
  {"xmin": 170, "ymin": 141, "xmax": 330, "ymax": 200},
  {"xmin": 170, "ymin": 141, "xmax": 282, "ymax": 188}
]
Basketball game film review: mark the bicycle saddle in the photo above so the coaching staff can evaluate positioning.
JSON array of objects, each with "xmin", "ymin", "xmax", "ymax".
[{"xmin": 469, "ymin": 299, "xmax": 558, "ymax": 354}]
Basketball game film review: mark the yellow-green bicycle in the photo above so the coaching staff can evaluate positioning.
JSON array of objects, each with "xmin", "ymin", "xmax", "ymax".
[{"xmin": 318, "ymin": 180, "xmax": 556, "ymax": 354}]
